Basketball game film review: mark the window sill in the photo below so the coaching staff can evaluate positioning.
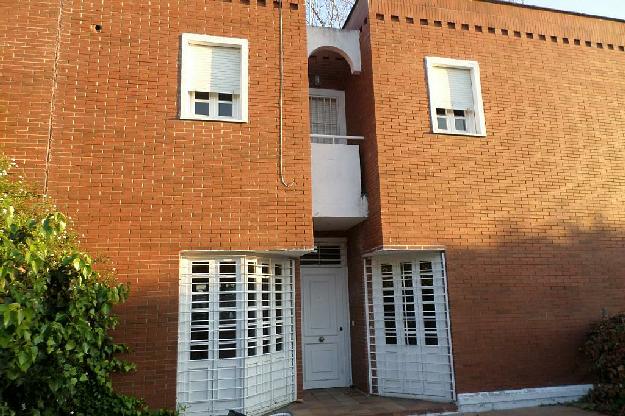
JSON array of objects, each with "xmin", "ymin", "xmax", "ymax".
[
  {"xmin": 431, "ymin": 129, "xmax": 486, "ymax": 138},
  {"xmin": 180, "ymin": 115, "xmax": 248, "ymax": 123}
]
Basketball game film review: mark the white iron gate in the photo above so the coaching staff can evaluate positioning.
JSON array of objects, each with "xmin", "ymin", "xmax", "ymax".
[
  {"xmin": 364, "ymin": 252, "xmax": 455, "ymax": 401},
  {"xmin": 177, "ymin": 256, "xmax": 296, "ymax": 416}
]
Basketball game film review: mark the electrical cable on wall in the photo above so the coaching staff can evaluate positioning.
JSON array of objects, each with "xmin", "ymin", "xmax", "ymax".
[
  {"xmin": 43, "ymin": 0, "xmax": 65, "ymax": 195},
  {"xmin": 278, "ymin": 0, "xmax": 295, "ymax": 188}
]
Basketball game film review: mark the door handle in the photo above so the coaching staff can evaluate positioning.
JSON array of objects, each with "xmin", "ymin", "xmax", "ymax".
[{"xmin": 319, "ymin": 336, "xmax": 325, "ymax": 343}]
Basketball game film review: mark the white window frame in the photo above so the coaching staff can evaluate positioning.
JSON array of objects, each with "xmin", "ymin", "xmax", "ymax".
[
  {"xmin": 180, "ymin": 33, "xmax": 249, "ymax": 123},
  {"xmin": 309, "ymin": 88, "xmax": 347, "ymax": 136},
  {"xmin": 425, "ymin": 57, "xmax": 486, "ymax": 137}
]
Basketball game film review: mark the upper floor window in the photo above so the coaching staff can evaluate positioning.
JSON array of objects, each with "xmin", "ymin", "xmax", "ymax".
[
  {"xmin": 309, "ymin": 88, "xmax": 346, "ymax": 137},
  {"xmin": 425, "ymin": 57, "xmax": 486, "ymax": 137},
  {"xmin": 180, "ymin": 33, "xmax": 248, "ymax": 122}
]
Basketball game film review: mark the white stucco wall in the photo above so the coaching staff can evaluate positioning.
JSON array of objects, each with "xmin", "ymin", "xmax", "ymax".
[
  {"xmin": 307, "ymin": 26, "xmax": 362, "ymax": 74},
  {"xmin": 311, "ymin": 143, "xmax": 367, "ymax": 230}
]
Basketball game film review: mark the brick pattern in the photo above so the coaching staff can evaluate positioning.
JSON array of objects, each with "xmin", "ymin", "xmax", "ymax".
[
  {"xmin": 0, "ymin": 0, "xmax": 61, "ymax": 187},
  {"xmin": 359, "ymin": 0, "xmax": 625, "ymax": 394},
  {"xmin": 1, "ymin": 0, "xmax": 313, "ymax": 408},
  {"xmin": 371, "ymin": 13, "xmax": 625, "ymax": 53},
  {"xmin": 5, "ymin": 0, "xmax": 625, "ymax": 408}
]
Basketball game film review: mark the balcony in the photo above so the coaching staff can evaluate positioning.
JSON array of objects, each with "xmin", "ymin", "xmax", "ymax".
[
  {"xmin": 307, "ymin": 26, "xmax": 367, "ymax": 231},
  {"xmin": 311, "ymin": 134, "xmax": 368, "ymax": 231}
]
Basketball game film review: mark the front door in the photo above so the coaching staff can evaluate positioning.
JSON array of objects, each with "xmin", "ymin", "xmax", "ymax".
[{"xmin": 301, "ymin": 267, "xmax": 350, "ymax": 389}]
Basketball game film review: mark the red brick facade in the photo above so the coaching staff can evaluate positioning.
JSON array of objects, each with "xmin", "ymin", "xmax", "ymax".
[
  {"xmin": 3, "ymin": 0, "xmax": 625, "ymax": 410},
  {"xmin": 1, "ymin": 0, "xmax": 312, "ymax": 408},
  {"xmin": 343, "ymin": 0, "xmax": 625, "ymax": 394}
]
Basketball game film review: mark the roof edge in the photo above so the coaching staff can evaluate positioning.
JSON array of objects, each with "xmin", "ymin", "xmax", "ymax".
[
  {"xmin": 474, "ymin": 0, "xmax": 625, "ymax": 25},
  {"xmin": 343, "ymin": 0, "xmax": 625, "ymax": 27}
]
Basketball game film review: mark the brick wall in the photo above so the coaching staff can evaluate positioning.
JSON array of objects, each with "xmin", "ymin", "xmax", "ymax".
[
  {"xmin": 0, "ymin": 0, "xmax": 61, "ymax": 187},
  {"xmin": 359, "ymin": 0, "xmax": 625, "ymax": 394},
  {"xmin": 1, "ymin": 0, "xmax": 313, "ymax": 408},
  {"xmin": 6, "ymin": 0, "xmax": 625, "ymax": 405}
]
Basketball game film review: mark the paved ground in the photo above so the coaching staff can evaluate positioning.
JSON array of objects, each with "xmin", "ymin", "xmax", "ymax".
[
  {"xmin": 281, "ymin": 388, "xmax": 456, "ymax": 416},
  {"xmin": 276, "ymin": 388, "xmax": 603, "ymax": 416},
  {"xmin": 463, "ymin": 407, "xmax": 604, "ymax": 416}
]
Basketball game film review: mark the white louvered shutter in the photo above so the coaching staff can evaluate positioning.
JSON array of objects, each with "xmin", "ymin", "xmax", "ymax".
[
  {"xmin": 309, "ymin": 96, "xmax": 339, "ymax": 135},
  {"xmin": 430, "ymin": 66, "xmax": 474, "ymax": 110},
  {"xmin": 189, "ymin": 43, "xmax": 242, "ymax": 94}
]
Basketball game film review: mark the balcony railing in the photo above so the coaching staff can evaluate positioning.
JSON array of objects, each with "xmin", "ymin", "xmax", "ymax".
[
  {"xmin": 310, "ymin": 134, "xmax": 367, "ymax": 231},
  {"xmin": 310, "ymin": 134, "xmax": 365, "ymax": 145}
]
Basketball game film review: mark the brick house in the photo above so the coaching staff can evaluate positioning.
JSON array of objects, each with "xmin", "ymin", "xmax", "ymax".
[{"xmin": 2, "ymin": 0, "xmax": 625, "ymax": 414}]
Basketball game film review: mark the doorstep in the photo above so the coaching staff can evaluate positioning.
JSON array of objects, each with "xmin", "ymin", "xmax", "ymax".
[{"xmin": 274, "ymin": 387, "xmax": 457, "ymax": 416}]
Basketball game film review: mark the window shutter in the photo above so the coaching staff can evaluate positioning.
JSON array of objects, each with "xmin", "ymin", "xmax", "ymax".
[
  {"xmin": 430, "ymin": 66, "xmax": 474, "ymax": 110},
  {"xmin": 189, "ymin": 43, "xmax": 241, "ymax": 94},
  {"xmin": 309, "ymin": 96, "xmax": 339, "ymax": 135}
]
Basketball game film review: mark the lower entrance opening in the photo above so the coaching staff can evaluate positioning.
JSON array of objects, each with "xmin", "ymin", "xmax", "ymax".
[{"xmin": 300, "ymin": 241, "xmax": 351, "ymax": 389}]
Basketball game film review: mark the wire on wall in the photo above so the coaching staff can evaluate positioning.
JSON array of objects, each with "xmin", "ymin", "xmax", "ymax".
[
  {"xmin": 278, "ymin": 0, "xmax": 295, "ymax": 188},
  {"xmin": 43, "ymin": 0, "xmax": 65, "ymax": 195}
]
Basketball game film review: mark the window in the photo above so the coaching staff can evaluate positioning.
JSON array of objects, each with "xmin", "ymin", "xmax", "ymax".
[
  {"xmin": 425, "ymin": 57, "xmax": 486, "ymax": 136},
  {"xmin": 381, "ymin": 264, "xmax": 398, "ymax": 344},
  {"xmin": 300, "ymin": 244, "xmax": 343, "ymax": 266},
  {"xmin": 309, "ymin": 88, "xmax": 346, "ymax": 138},
  {"xmin": 180, "ymin": 33, "xmax": 248, "ymax": 122},
  {"xmin": 186, "ymin": 258, "xmax": 290, "ymax": 361}
]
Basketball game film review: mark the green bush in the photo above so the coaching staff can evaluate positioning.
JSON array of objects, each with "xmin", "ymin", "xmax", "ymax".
[
  {"xmin": 0, "ymin": 157, "xmax": 177, "ymax": 415},
  {"xmin": 582, "ymin": 313, "xmax": 625, "ymax": 416}
]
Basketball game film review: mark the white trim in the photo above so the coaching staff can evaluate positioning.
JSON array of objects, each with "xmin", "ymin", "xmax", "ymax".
[
  {"xmin": 425, "ymin": 57, "xmax": 486, "ymax": 137},
  {"xmin": 180, "ymin": 33, "xmax": 249, "ymax": 123},
  {"xmin": 309, "ymin": 88, "xmax": 347, "ymax": 136},
  {"xmin": 456, "ymin": 384, "xmax": 592, "ymax": 413},
  {"xmin": 310, "ymin": 134, "xmax": 364, "ymax": 145},
  {"xmin": 307, "ymin": 26, "xmax": 362, "ymax": 74},
  {"xmin": 363, "ymin": 257, "xmax": 373, "ymax": 395}
]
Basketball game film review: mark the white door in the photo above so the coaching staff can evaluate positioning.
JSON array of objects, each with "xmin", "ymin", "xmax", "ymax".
[{"xmin": 301, "ymin": 267, "xmax": 351, "ymax": 389}]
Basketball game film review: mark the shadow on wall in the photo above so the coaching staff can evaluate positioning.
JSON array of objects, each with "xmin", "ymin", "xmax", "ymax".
[{"xmin": 445, "ymin": 215, "xmax": 625, "ymax": 394}]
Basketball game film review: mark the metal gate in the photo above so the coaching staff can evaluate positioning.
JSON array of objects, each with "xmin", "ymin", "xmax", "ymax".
[
  {"xmin": 364, "ymin": 251, "xmax": 455, "ymax": 401},
  {"xmin": 177, "ymin": 255, "xmax": 296, "ymax": 416}
]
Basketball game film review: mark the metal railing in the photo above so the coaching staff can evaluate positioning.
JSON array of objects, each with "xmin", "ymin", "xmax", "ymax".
[{"xmin": 310, "ymin": 134, "xmax": 365, "ymax": 144}]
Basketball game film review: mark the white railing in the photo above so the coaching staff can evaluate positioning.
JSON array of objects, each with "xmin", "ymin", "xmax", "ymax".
[{"xmin": 310, "ymin": 134, "xmax": 365, "ymax": 145}]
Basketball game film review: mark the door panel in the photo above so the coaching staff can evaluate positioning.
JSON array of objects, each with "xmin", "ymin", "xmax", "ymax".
[
  {"xmin": 301, "ymin": 268, "xmax": 350, "ymax": 389},
  {"xmin": 304, "ymin": 279, "xmax": 337, "ymax": 336},
  {"xmin": 304, "ymin": 343, "xmax": 340, "ymax": 382}
]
